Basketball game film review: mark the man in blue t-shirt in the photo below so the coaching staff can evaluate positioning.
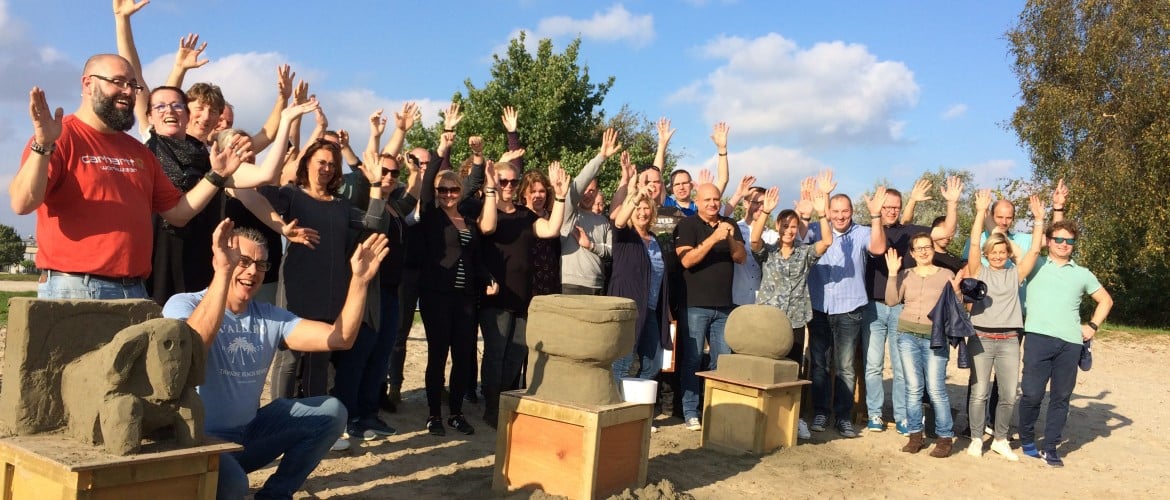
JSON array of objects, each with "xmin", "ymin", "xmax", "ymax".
[{"xmin": 164, "ymin": 220, "xmax": 388, "ymax": 499}]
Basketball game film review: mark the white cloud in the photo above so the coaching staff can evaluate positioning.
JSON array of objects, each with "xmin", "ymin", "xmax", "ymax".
[
  {"xmin": 676, "ymin": 145, "xmax": 829, "ymax": 204},
  {"xmin": 675, "ymin": 33, "xmax": 919, "ymax": 147},
  {"xmin": 962, "ymin": 159, "xmax": 1018, "ymax": 188},
  {"xmin": 493, "ymin": 4, "xmax": 655, "ymax": 57},
  {"xmin": 942, "ymin": 103, "xmax": 968, "ymax": 120}
]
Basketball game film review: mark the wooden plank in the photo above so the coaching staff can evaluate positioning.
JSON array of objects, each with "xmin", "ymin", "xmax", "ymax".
[
  {"xmin": 595, "ymin": 420, "xmax": 647, "ymax": 498},
  {"xmin": 696, "ymin": 370, "xmax": 811, "ymax": 391},
  {"xmin": 500, "ymin": 413, "xmax": 585, "ymax": 497}
]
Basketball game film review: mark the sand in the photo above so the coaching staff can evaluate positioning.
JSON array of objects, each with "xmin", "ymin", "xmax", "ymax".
[{"xmin": 262, "ymin": 327, "xmax": 1170, "ymax": 499}]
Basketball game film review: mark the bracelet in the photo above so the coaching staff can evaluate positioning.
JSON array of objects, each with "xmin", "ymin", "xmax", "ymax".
[
  {"xmin": 485, "ymin": 192, "xmax": 497, "ymax": 197},
  {"xmin": 29, "ymin": 141, "xmax": 55, "ymax": 156},
  {"xmin": 718, "ymin": 152, "xmax": 728, "ymax": 157},
  {"xmin": 484, "ymin": 188, "xmax": 496, "ymax": 194},
  {"xmin": 1088, "ymin": 321, "xmax": 1099, "ymax": 331},
  {"xmin": 1052, "ymin": 207, "xmax": 1065, "ymax": 212},
  {"xmin": 554, "ymin": 197, "xmax": 566, "ymax": 203},
  {"xmin": 443, "ymin": 128, "xmax": 454, "ymax": 133},
  {"xmin": 870, "ymin": 214, "xmax": 880, "ymax": 218},
  {"xmin": 801, "ymin": 217, "xmax": 811, "ymax": 222},
  {"xmin": 204, "ymin": 171, "xmax": 227, "ymax": 189}
]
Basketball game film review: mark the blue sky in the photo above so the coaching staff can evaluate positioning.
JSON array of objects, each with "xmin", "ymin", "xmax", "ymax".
[{"xmin": 1, "ymin": 0, "xmax": 1029, "ymax": 236}]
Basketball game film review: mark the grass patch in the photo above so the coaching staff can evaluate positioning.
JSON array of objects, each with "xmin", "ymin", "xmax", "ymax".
[
  {"xmin": 0, "ymin": 273, "xmax": 39, "ymax": 282},
  {"xmin": 1101, "ymin": 323, "xmax": 1170, "ymax": 337},
  {"xmin": 0, "ymin": 291, "xmax": 37, "ymax": 326}
]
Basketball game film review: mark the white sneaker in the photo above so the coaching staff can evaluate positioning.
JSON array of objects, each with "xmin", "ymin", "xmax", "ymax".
[
  {"xmin": 967, "ymin": 438, "xmax": 983, "ymax": 457},
  {"xmin": 651, "ymin": 425, "xmax": 659, "ymax": 433},
  {"xmin": 685, "ymin": 417, "xmax": 702, "ymax": 431},
  {"xmin": 990, "ymin": 438, "xmax": 1019, "ymax": 461},
  {"xmin": 797, "ymin": 419, "xmax": 812, "ymax": 440},
  {"xmin": 330, "ymin": 437, "xmax": 350, "ymax": 452}
]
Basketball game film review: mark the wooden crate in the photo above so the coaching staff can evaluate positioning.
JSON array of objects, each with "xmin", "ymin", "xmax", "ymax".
[
  {"xmin": 0, "ymin": 435, "xmax": 241, "ymax": 500},
  {"xmin": 493, "ymin": 391, "xmax": 653, "ymax": 500},
  {"xmin": 697, "ymin": 370, "xmax": 811, "ymax": 455}
]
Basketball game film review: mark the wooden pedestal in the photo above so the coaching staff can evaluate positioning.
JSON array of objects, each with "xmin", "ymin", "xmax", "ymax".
[
  {"xmin": 493, "ymin": 391, "xmax": 653, "ymax": 500},
  {"xmin": 697, "ymin": 371, "xmax": 811, "ymax": 455},
  {"xmin": 0, "ymin": 435, "xmax": 241, "ymax": 500}
]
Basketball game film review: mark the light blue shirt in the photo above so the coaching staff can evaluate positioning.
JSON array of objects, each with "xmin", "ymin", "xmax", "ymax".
[
  {"xmin": 807, "ymin": 222, "xmax": 874, "ymax": 314},
  {"xmin": 164, "ymin": 290, "xmax": 301, "ymax": 432}
]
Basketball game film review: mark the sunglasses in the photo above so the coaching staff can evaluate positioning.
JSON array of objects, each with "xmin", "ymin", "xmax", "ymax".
[
  {"xmin": 1052, "ymin": 237, "xmax": 1076, "ymax": 245},
  {"xmin": 238, "ymin": 255, "xmax": 272, "ymax": 272},
  {"xmin": 436, "ymin": 186, "xmax": 461, "ymax": 195},
  {"xmin": 382, "ymin": 168, "xmax": 399, "ymax": 178},
  {"xmin": 498, "ymin": 178, "xmax": 520, "ymax": 187}
]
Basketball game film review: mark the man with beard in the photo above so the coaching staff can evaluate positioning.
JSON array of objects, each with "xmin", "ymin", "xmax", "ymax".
[{"xmin": 11, "ymin": 54, "xmax": 240, "ymax": 299}]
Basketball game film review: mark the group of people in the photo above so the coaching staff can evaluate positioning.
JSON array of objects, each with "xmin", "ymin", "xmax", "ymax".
[{"xmin": 10, "ymin": 3, "xmax": 1112, "ymax": 497}]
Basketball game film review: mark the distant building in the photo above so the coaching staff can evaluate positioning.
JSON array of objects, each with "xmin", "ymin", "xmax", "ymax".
[{"xmin": 6, "ymin": 237, "xmax": 37, "ymax": 274}]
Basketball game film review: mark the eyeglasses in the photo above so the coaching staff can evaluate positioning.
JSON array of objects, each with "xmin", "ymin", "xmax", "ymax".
[
  {"xmin": 238, "ymin": 256, "xmax": 272, "ymax": 272},
  {"xmin": 672, "ymin": 181, "xmax": 692, "ymax": 188},
  {"xmin": 881, "ymin": 206, "xmax": 901, "ymax": 211},
  {"xmin": 1052, "ymin": 237, "xmax": 1076, "ymax": 245},
  {"xmin": 151, "ymin": 102, "xmax": 187, "ymax": 113},
  {"xmin": 88, "ymin": 74, "xmax": 145, "ymax": 92},
  {"xmin": 436, "ymin": 186, "xmax": 461, "ymax": 195},
  {"xmin": 912, "ymin": 246, "xmax": 933, "ymax": 253},
  {"xmin": 498, "ymin": 178, "xmax": 519, "ymax": 187}
]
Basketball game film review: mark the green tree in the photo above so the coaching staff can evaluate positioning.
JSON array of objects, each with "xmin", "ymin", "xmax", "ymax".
[
  {"xmin": 1008, "ymin": 0, "xmax": 1170, "ymax": 325},
  {"xmin": 19, "ymin": 259, "xmax": 36, "ymax": 274},
  {"xmin": 0, "ymin": 225, "xmax": 25, "ymax": 268}
]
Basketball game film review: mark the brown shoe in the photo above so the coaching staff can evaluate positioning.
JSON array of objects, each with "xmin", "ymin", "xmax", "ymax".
[
  {"xmin": 901, "ymin": 432, "xmax": 925, "ymax": 453},
  {"xmin": 931, "ymin": 437, "xmax": 954, "ymax": 458}
]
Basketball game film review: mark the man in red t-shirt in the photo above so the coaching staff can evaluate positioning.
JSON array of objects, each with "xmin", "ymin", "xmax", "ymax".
[{"xmin": 10, "ymin": 54, "xmax": 239, "ymax": 299}]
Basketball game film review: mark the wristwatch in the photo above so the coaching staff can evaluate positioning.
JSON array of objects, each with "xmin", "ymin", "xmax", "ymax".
[
  {"xmin": 1087, "ymin": 321, "xmax": 1099, "ymax": 331},
  {"xmin": 29, "ymin": 141, "xmax": 55, "ymax": 156}
]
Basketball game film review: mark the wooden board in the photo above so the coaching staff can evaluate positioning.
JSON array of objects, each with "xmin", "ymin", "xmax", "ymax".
[{"xmin": 697, "ymin": 372, "xmax": 810, "ymax": 455}]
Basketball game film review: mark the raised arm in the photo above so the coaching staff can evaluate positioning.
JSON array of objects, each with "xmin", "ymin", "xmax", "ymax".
[
  {"xmin": 710, "ymin": 122, "xmax": 730, "ymax": 195},
  {"xmin": 227, "ymin": 98, "xmax": 318, "ymax": 188},
  {"xmin": 863, "ymin": 186, "xmax": 889, "ymax": 255},
  {"xmin": 478, "ymin": 160, "xmax": 498, "ymax": 234},
  {"xmin": 812, "ymin": 171, "xmax": 835, "ymax": 256},
  {"xmin": 614, "ymin": 183, "xmax": 651, "ymax": 229},
  {"xmin": 365, "ymin": 108, "xmax": 386, "ymax": 158},
  {"xmin": 794, "ymin": 176, "xmax": 815, "ymax": 239},
  {"xmin": 1051, "ymin": 177, "xmax": 1067, "ymax": 223},
  {"xmin": 501, "ymin": 106, "xmax": 525, "ymax": 172},
  {"xmin": 883, "ymin": 248, "xmax": 903, "ymax": 306},
  {"xmin": 967, "ymin": 189, "xmax": 991, "ymax": 277},
  {"xmin": 112, "ymin": 0, "xmax": 152, "ymax": 137},
  {"xmin": 183, "ymin": 219, "xmax": 236, "ymax": 350},
  {"xmin": 938, "ymin": 176, "xmax": 963, "ymax": 239},
  {"xmin": 1015, "ymin": 195, "xmax": 1046, "ymax": 281},
  {"xmin": 722, "ymin": 175, "xmax": 757, "ymax": 218},
  {"xmin": 284, "ymin": 233, "xmax": 389, "ymax": 351},
  {"xmin": 750, "ymin": 187, "xmax": 779, "ymax": 253},
  {"xmin": 247, "ymin": 65, "xmax": 294, "ymax": 153},
  {"xmin": 900, "ymin": 178, "xmax": 932, "ymax": 225},
  {"xmin": 164, "ymin": 34, "xmax": 209, "ymax": 88},
  {"xmin": 225, "ymin": 187, "xmax": 320, "ymax": 249},
  {"xmin": 159, "ymin": 142, "xmax": 244, "ymax": 227},
  {"xmin": 653, "ymin": 117, "xmax": 674, "ymax": 171},
  {"xmin": 10, "ymin": 88, "xmax": 63, "ymax": 214},
  {"xmin": 534, "ymin": 162, "xmax": 569, "ymax": 238},
  {"xmin": 381, "ymin": 102, "xmax": 418, "ymax": 157}
]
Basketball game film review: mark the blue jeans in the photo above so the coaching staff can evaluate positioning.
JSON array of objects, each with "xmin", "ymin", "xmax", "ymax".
[
  {"xmin": 898, "ymin": 332, "xmax": 953, "ymax": 438},
  {"xmin": 211, "ymin": 396, "xmax": 347, "ymax": 500},
  {"xmin": 680, "ymin": 306, "xmax": 731, "ymax": 421},
  {"xmin": 331, "ymin": 292, "xmax": 398, "ymax": 421},
  {"xmin": 864, "ymin": 301, "xmax": 906, "ymax": 424},
  {"xmin": 809, "ymin": 308, "xmax": 864, "ymax": 420},
  {"xmin": 613, "ymin": 308, "xmax": 664, "ymax": 384},
  {"xmin": 1018, "ymin": 333, "xmax": 1079, "ymax": 451},
  {"xmin": 479, "ymin": 307, "xmax": 528, "ymax": 418},
  {"xmin": 37, "ymin": 271, "xmax": 147, "ymax": 299}
]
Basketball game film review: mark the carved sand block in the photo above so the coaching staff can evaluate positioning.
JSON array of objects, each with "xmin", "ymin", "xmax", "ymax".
[
  {"xmin": 495, "ymin": 295, "xmax": 651, "ymax": 500},
  {"xmin": 699, "ymin": 305, "xmax": 810, "ymax": 454},
  {"xmin": 61, "ymin": 318, "xmax": 206, "ymax": 456}
]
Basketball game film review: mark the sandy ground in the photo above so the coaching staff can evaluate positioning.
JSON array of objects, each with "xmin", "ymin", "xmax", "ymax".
[{"xmin": 257, "ymin": 327, "xmax": 1170, "ymax": 499}]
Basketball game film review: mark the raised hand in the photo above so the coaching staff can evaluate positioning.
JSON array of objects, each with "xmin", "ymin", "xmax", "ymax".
[
  {"xmin": 864, "ymin": 186, "xmax": 889, "ymax": 217},
  {"xmin": 974, "ymin": 188, "xmax": 992, "ymax": 213},
  {"xmin": 276, "ymin": 64, "xmax": 294, "ymax": 101},
  {"xmin": 884, "ymin": 248, "xmax": 902, "ymax": 275},
  {"xmin": 337, "ymin": 130, "xmax": 350, "ymax": 149},
  {"xmin": 292, "ymin": 80, "xmax": 309, "ymax": 105},
  {"xmin": 600, "ymin": 127, "xmax": 623, "ymax": 158},
  {"xmin": 210, "ymin": 218, "xmax": 239, "ymax": 273},
  {"xmin": 619, "ymin": 151, "xmax": 635, "ymax": 185},
  {"xmin": 817, "ymin": 170, "xmax": 837, "ymax": 195},
  {"xmin": 1052, "ymin": 178, "xmax": 1068, "ymax": 208},
  {"xmin": 697, "ymin": 169, "xmax": 714, "ymax": 187},
  {"xmin": 281, "ymin": 96, "xmax": 318, "ymax": 121},
  {"xmin": 499, "ymin": 147, "xmax": 525, "ymax": 165},
  {"xmin": 908, "ymin": 178, "xmax": 933, "ymax": 203},
  {"xmin": 799, "ymin": 176, "xmax": 815, "ymax": 201},
  {"xmin": 635, "ymin": 182, "xmax": 656, "ymax": 202},
  {"xmin": 350, "ymin": 233, "xmax": 390, "ymax": 282},
  {"xmin": 761, "ymin": 186, "xmax": 780, "ymax": 214},
  {"xmin": 812, "ymin": 190, "xmax": 828, "ymax": 217},
  {"xmin": 941, "ymin": 176, "xmax": 964, "ymax": 203},
  {"xmin": 368, "ymin": 108, "xmax": 386, "ymax": 138},
  {"xmin": 282, "ymin": 218, "xmax": 321, "ymax": 249},
  {"xmin": 501, "ymin": 106, "xmax": 518, "ymax": 132},
  {"xmin": 711, "ymin": 122, "xmax": 729, "ymax": 149},
  {"xmin": 112, "ymin": 0, "xmax": 149, "ymax": 17},
  {"xmin": 437, "ymin": 131, "xmax": 455, "ymax": 157},
  {"xmin": 175, "ymin": 34, "xmax": 209, "ymax": 71},
  {"xmin": 468, "ymin": 135, "xmax": 485, "ymax": 155},
  {"xmin": 395, "ymin": 102, "xmax": 419, "ymax": 131},
  {"xmin": 360, "ymin": 149, "xmax": 381, "ymax": 185},
  {"xmin": 484, "ymin": 160, "xmax": 498, "ymax": 189},
  {"xmin": 548, "ymin": 161, "xmax": 570, "ymax": 198},
  {"xmin": 442, "ymin": 102, "xmax": 463, "ymax": 131},
  {"xmin": 209, "ymin": 140, "xmax": 245, "ymax": 178},
  {"xmin": 313, "ymin": 103, "xmax": 328, "ymax": 129},
  {"xmin": 735, "ymin": 175, "xmax": 757, "ymax": 197},
  {"xmin": 657, "ymin": 117, "xmax": 676, "ymax": 144},
  {"xmin": 1028, "ymin": 194, "xmax": 1044, "ymax": 220},
  {"xmin": 28, "ymin": 87, "xmax": 63, "ymax": 146}
]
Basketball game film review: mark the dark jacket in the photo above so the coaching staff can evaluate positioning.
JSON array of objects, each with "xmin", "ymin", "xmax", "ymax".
[{"xmin": 928, "ymin": 284, "xmax": 975, "ymax": 349}]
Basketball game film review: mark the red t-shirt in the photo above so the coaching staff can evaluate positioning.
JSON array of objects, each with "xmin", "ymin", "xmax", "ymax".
[{"xmin": 20, "ymin": 115, "xmax": 182, "ymax": 278}]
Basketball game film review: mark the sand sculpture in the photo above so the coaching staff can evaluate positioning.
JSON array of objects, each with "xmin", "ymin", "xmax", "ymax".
[
  {"xmin": 719, "ymin": 305, "xmax": 799, "ymax": 383},
  {"xmin": 60, "ymin": 318, "xmax": 205, "ymax": 455},
  {"xmin": 525, "ymin": 294, "xmax": 637, "ymax": 405}
]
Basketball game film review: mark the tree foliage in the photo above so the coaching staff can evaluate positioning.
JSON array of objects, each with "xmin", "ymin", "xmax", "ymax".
[
  {"xmin": 406, "ymin": 33, "xmax": 678, "ymax": 200},
  {"xmin": 1008, "ymin": 0, "xmax": 1170, "ymax": 325},
  {"xmin": 0, "ymin": 225, "xmax": 25, "ymax": 268}
]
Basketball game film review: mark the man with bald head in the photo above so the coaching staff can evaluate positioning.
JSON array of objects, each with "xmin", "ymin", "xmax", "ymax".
[
  {"xmin": 11, "ymin": 54, "xmax": 237, "ymax": 299},
  {"xmin": 673, "ymin": 182, "xmax": 746, "ymax": 430}
]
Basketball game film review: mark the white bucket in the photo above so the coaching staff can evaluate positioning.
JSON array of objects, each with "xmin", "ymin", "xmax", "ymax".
[{"xmin": 620, "ymin": 378, "xmax": 658, "ymax": 404}]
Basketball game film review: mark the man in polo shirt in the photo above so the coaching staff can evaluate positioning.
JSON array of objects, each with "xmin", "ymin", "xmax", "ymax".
[
  {"xmin": 806, "ymin": 189, "xmax": 888, "ymax": 438},
  {"xmin": 863, "ymin": 178, "xmax": 961, "ymax": 435},
  {"xmin": 11, "ymin": 54, "xmax": 238, "ymax": 300},
  {"xmin": 673, "ymin": 183, "xmax": 746, "ymax": 430},
  {"xmin": 1018, "ymin": 220, "xmax": 1111, "ymax": 467}
]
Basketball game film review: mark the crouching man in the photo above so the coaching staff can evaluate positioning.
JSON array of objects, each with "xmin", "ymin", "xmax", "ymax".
[{"xmin": 163, "ymin": 219, "xmax": 388, "ymax": 498}]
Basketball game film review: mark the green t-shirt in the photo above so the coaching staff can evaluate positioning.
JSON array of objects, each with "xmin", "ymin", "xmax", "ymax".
[{"xmin": 1024, "ymin": 256, "xmax": 1101, "ymax": 345}]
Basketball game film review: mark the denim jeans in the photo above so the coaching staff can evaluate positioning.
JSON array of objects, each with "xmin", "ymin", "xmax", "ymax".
[
  {"xmin": 968, "ymin": 334, "xmax": 1020, "ymax": 441},
  {"xmin": 1018, "ymin": 333, "xmax": 1080, "ymax": 451},
  {"xmin": 680, "ymin": 306, "xmax": 731, "ymax": 421},
  {"xmin": 864, "ymin": 301, "xmax": 905, "ymax": 424},
  {"xmin": 809, "ymin": 307, "xmax": 864, "ymax": 420},
  {"xmin": 331, "ymin": 292, "xmax": 398, "ymax": 421},
  {"xmin": 479, "ymin": 307, "xmax": 528, "ymax": 419},
  {"xmin": 211, "ymin": 396, "xmax": 346, "ymax": 500},
  {"xmin": 898, "ymin": 332, "xmax": 953, "ymax": 438},
  {"xmin": 612, "ymin": 308, "xmax": 663, "ymax": 384},
  {"xmin": 37, "ymin": 272, "xmax": 147, "ymax": 299}
]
